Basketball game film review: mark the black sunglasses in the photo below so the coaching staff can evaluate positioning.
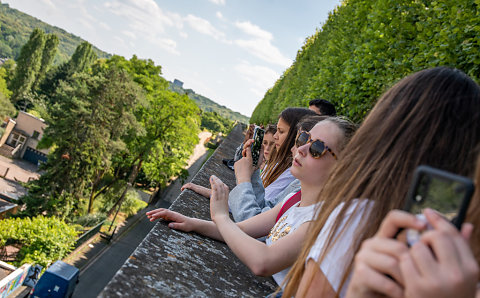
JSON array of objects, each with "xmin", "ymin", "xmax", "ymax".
[{"xmin": 295, "ymin": 130, "xmax": 337, "ymax": 160}]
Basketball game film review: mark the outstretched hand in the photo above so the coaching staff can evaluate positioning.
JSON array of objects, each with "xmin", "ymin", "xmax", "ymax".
[
  {"xmin": 209, "ymin": 175, "xmax": 230, "ymax": 223},
  {"xmin": 146, "ymin": 208, "xmax": 194, "ymax": 232}
]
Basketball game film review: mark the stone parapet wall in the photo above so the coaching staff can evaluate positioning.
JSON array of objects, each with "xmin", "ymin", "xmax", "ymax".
[{"xmin": 101, "ymin": 124, "xmax": 276, "ymax": 297}]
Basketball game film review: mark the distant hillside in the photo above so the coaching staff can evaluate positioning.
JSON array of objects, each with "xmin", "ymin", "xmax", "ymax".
[
  {"xmin": 169, "ymin": 81, "xmax": 249, "ymax": 124},
  {"xmin": 0, "ymin": 2, "xmax": 110, "ymax": 63}
]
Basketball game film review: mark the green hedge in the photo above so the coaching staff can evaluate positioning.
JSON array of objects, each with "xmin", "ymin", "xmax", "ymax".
[{"xmin": 251, "ymin": 0, "xmax": 480, "ymax": 124}]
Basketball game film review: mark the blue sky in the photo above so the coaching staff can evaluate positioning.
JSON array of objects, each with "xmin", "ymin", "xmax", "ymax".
[{"xmin": 4, "ymin": 0, "xmax": 340, "ymax": 117}]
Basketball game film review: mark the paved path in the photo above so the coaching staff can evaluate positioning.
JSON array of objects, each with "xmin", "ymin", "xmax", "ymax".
[
  {"xmin": 0, "ymin": 155, "xmax": 40, "ymax": 201},
  {"xmin": 160, "ymin": 131, "xmax": 211, "ymax": 203},
  {"xmin": 71, "ymin": 132, "xmax": 211, "ymax": 298},
  {"xmin": 0, "ymin": 155, "xmax": 40, "ymax": 182}
]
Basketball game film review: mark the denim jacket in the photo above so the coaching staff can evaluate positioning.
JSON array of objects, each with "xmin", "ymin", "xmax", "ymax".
[{"xmin": 228, "ymin": 169, "xmax": 300, "ymax": 222}]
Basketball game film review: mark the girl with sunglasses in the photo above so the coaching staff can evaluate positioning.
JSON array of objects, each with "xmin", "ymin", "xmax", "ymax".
[
  {"xmin": 281, "ymin": 67, "xmax": 480, "ymax": 297},
  {"xmin": 147, "ymin": 117, "xmax": 355, "ymax": 287}
]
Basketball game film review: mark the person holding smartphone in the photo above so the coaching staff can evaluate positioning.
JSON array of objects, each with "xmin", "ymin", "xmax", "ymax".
[
  {"xmin": 259, "ymin": 124, "xmax": 277, "ymax": 171},
  {"xmin": 345, "ymin": 158, "xmax": 480, "ymax": 298}
]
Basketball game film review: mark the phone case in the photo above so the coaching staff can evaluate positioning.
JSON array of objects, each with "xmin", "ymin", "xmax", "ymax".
[
  {"xmin": 403, "ymin": 165, "xmax": 475, "ymax": 229},
  {"xmin": 251, "ymin": 127, "xmax": 265, "ymax": 167}
]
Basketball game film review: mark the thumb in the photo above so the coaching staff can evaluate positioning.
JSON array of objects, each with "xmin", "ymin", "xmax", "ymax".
[
  {"xmin": 245, "ymin": 145, "xmax": 252, "ymax": 159},
  {"xmin": 168, "ymin": 222, "xmax": 187, "ymax": 231},
  {"xmin": 460, "ymin": 223, "xmax": 474, "ymax": 241}
]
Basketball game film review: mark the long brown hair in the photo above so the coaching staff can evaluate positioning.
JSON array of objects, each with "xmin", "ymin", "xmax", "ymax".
[
  {"xmin": 283, "ymin": 67, "xmax": 480, "ymax": 296},
  {"xmin": 263, "ymin": 108, "xmax": 317, "ymax": 187}
]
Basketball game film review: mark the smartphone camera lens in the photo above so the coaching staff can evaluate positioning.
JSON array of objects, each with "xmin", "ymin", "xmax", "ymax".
[{"xmin": 414, "ymin": 194, "xmax": 423, "ymax": 202}]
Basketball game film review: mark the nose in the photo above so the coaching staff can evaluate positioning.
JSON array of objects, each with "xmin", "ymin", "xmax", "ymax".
[
  {"xmin": 297, "ymin": 143, "xmax": 309, "ymax": 157},
  {"xmin": 273, "ymin": 131, "xmax": 279, "ymax": 140}
]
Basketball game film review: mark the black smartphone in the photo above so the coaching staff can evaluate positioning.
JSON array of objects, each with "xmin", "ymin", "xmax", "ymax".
[
  {"xmin": 402, "ymin": 165, "xmax": 475, "ymax": 244},
  {"xmin": 251, "ymin": 126, "xmax": 265, "ymax": 167}
]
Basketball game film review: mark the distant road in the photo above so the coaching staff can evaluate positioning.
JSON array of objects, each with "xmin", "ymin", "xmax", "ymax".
[{"xmin": 160, "ymin": 131, "xmax": 211, "ymax": 203}]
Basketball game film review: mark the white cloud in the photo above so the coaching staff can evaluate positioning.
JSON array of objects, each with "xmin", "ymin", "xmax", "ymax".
[
  {"xmin": 184, "ymin": 14, "xmax": 225, "ymax": 40},
  {"xmin": 77, "ymin": 17, "xmax": 94, "ymax": 30},
  {"xmin": 234, "ymin": 61, "xmax": 279, "ymax": 96},
  {"xmin": 38, "ymin": 0, "xmax": 56, "ymax": 10},
  {"xmin": 104, "ymin": 0, "xmax": 181, "ymax": 34},
  {"xmin": 113, "ymin": 36, "xmax": 126, "ymax": 46},
  {"xmin": 216, "ymin": 11, "xmax": 224, "ymax": 20},
  {"xmin": 104, "ymin": 0, "xmax": 183, "ymax": 55},
  {"xmin": 99, "ymin": 22, "xmax": 111, "ymax": 31},
  {"xmin": 235, "ymin": 39, "xmax": 291, "ymax": 67},
  {"xmin": 234, "ymin": 21, "xmax": 291, "ymax": 67},
  {"xmin": 152, "ymin": 38, "xmax": 180, "ymax": 55},
  {"xmin": 209, "ymin": 0, "xmax": 226, "ymax": 5},
  {"xmin": 122, "ymin": 30, "xmax": 137, "ymax": 40},
  {"xmin": 105, "ymin": 2, "xmax": 227, "ymax": 46},
  {"xmin": 235, "ymin": 21, "xmax": 272, "ymax": 40}
]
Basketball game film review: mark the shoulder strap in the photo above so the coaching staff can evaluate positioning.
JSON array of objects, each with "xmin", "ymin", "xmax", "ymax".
[{"xmin": 276, "ymin": 190, "xmax": 302, "ymax": 222}]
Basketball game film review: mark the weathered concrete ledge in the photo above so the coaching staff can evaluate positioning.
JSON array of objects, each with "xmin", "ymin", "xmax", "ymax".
[{"xmin": 101, "ymin": 124, "xmax": 276, "ymax": 297}]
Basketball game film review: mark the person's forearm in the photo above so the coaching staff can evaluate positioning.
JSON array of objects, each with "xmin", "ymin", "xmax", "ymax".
[
  {"xmin": 236, "ymin": 174, "xmax": 251, "ymax": 184},
  {"xmin": 214, "ymin": 215, "xmax": 273, "ymax": 276},
  {"xmin": 190, "ymin": 218, "xmax": 224, "ymax": 241},
  {"xmin": 191, "ymin": 184, "xmax": 212, "ymax": 198}
]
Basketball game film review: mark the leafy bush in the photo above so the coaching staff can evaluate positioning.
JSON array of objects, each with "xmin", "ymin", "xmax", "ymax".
[
  {"xmin": 95, "ymin": 183, "xmax": 147, "ymax": 217},
  {"xmin": 120, "ymin": 189, "xmax": 148, "ymax": 217},
  {"xmin": 73, "ymin": 213, "xmax": 107, "ymax": 228},
  {"xmin": 0, "ymin": 216, "xmax": 79, "ymax": 268},
  {"xmin": 200, "ymin": 111, "xmax": 234, "ymax": 134}
]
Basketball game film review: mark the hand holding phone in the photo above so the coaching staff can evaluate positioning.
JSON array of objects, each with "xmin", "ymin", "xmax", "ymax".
[{"xmin": 402, "ymin": 165, "xmax": 475, "ymax": 245}]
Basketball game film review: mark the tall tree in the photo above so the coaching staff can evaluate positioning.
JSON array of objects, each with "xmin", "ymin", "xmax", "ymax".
[
  {"xmin": 8, "ymin": 28, "xmax": 45, "ymax": 105},
  {"xmin": 0, "ymin": 67, "xmax": 15, "ymax": 120},
  {"xmin": 22, "ymin": 65, "xmax": 143, "ymax": 218},
  {"xmin": 105, "ymin": 56, "xmax": 200, "ymax": 213},
  {"xmin": 32, "ymin": 33, "xmax": 59, "ymax": 90},
  {"xmin": 38, "ymin": 41, "xmax": 97, "ymax": 102}
]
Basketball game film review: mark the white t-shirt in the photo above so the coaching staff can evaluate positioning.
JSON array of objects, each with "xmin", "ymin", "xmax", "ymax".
[
  {"xmin": 266, "ymin": 194, "xmax": 320, "ymax": 286},
  {"xmin": 306, "ymin": 199, "xmax": 372, "ymax": 298}
]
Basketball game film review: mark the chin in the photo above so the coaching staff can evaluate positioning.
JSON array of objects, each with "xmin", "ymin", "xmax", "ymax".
[{"xmin": 290, "ymin": 167, "xmax": 301, "ymax": 179}]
